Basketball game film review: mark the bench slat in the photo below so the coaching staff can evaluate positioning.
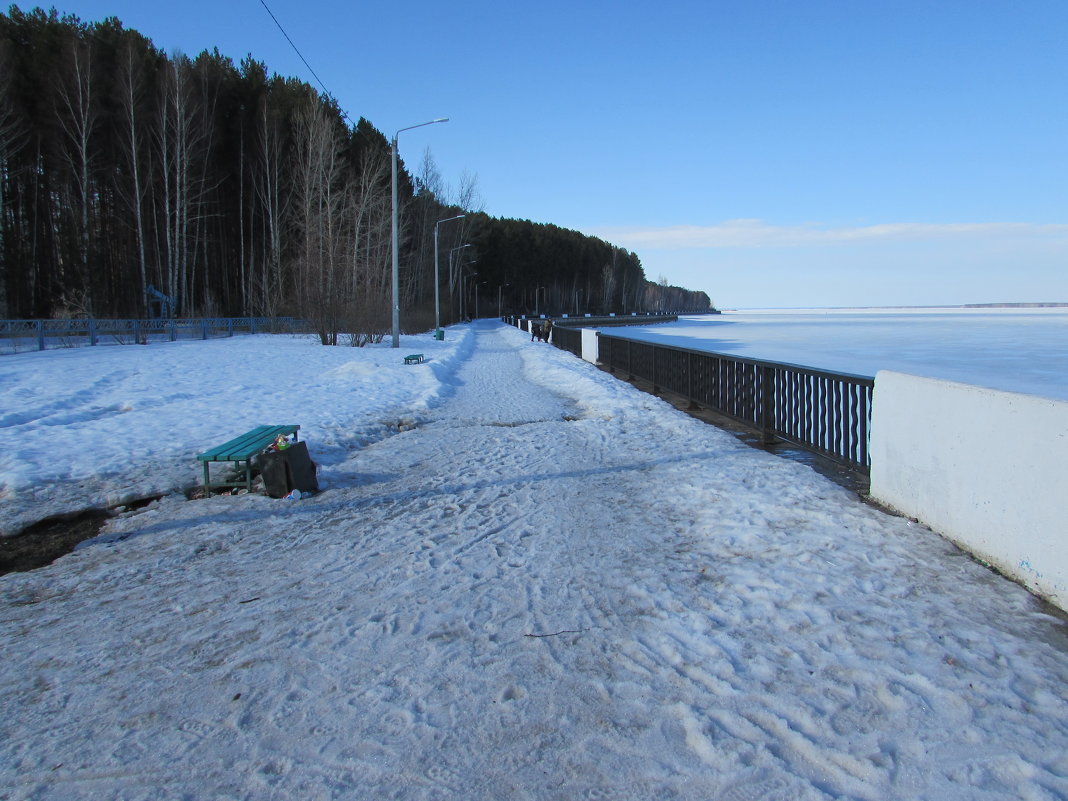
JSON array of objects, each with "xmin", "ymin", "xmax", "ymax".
[
  {"xmin": 197, "ymin": 424, "xmax": 300, "ymax": 462},
  {"xmin": 198, "ymin": 425, "xmax": 274, "ymax": 460}
]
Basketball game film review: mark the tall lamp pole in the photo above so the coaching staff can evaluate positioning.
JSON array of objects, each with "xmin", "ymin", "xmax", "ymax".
[
  {"xmin": 434, "ymin": 214, "xmax": 465, "ymax": 338},
  {"xmin": 391, "ymin": 117, "xmax": 448, "ymax": 348},
  {"xmin": 449, "ymin": 243, "xmax": 472, "ymax": 319},
  {"xmin": 461, "ymin": 270, "xmax": 477, "ymax": 320},
  {"xmin": 475, "ymin": 280, "xmax": 486, "ymax": 319},
  {"xmin": 498, "ymin": 283, "xmax": 509, "ymax": 318}
]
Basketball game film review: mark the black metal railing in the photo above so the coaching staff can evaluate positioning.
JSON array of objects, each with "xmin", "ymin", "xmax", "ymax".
[
  {"xmin": 551, "ymin": 313, "xmax": 679, "ymax": 327},
  {"xmin": 505, "ymin": 313, "xmax": 679, "ymax": 328},
  {"xmin": 549, "ymin": 325, "xmax": 582, "ymax": 357},
  {"xmin": 0, "ymin": 317, "xmax": 305, "ymax": 354},
  {"xmin": 598, "ymin": 334, "xmax": 875, "ymax": 471}
]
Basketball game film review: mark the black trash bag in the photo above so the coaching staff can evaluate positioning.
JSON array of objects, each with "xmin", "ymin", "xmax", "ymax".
[{"xmin": 256, "ymin": 441, "xmax": 319, "ymax": 498}]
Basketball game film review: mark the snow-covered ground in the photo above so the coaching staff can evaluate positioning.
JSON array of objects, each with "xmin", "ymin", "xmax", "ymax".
[
  {"xmin": 0, "ymin": 330, "xmax": 473, "ymax": 536},
  {"xmin": 2, "ymin": 321, "xmax": 1068, "ymax": 800},
  {"xmin": 615, "ymin": 307, "xmax": 1068, "ymax": 402}
]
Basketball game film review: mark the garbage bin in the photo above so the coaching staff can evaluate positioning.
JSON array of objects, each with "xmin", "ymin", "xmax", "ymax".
[
  {"xmin": 257, "ymin": 441, "xmax": 319, "ymax": 498},
  {"xmin": 434, "ymin": 329, "xmax": 444, "ymax": 341}
]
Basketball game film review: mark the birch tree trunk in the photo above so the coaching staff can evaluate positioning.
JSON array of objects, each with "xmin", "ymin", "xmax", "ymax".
[
  {"xmin": 153, "ymin": 53, "xmax": 207, "ymax": 316},
  {"xmin": 349, "ymin": 145, "xmax": 390, "ymax": 330},
  {"xmin": 0, "ymin": 39, "xmax": 25, "ymax": 319},
  {"xmin": 291, "ymin": 95, "xmax": 347, "ymax": 344},
  {"xmin": 117, "ymin": 42, "xmax": 148, "ymax": 315},
  {"xmin": 253, "ymin": 95, "xmax": 285, "ymax": 317},
  {"xmin": 54, "ymin": 37, "xmax": 96, "ymax": 310}
]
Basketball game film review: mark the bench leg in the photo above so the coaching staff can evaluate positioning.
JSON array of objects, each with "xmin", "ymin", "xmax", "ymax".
[{"xmin": 203, "ymin": 462, "xmax": 211, "ymax": 498}]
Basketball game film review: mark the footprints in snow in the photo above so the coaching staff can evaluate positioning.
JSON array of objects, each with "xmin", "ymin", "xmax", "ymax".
[{"xmin": 419, "ymin": 413, "xmax": 584, "ymax": 431}]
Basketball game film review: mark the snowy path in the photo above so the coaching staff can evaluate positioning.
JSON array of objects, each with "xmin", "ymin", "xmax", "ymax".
[{"xmin": 2, "ymin": 321, "xmax": 1068, "ymax": 800}]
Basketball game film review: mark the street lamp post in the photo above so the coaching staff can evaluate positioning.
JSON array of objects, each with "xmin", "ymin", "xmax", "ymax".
[
  {"xmin": 498, "ymin": 283, "xmax": 509, "ymax": 318},
  {"xmin": 434, "ymin": 214, "xmax": 465, "ymax": 338},
  {"xmin": 391, "ymin": 117, "xmax": 448, "ymax": 348},
  {"xmin": 459, "ymin": 267, "xmax": 476, "ymax": 320},
  {"xmin": 475, "ymin": 280, "xmax": 487, "ymax": 319},
  {"xmin": 449, "ymin": 243, "xmax": 472, "ymax": 319}
]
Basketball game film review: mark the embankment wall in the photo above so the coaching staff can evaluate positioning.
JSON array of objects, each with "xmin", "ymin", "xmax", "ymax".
[{"xmin": 869, "ymin": 371, "xmax": 1068, "ymax": 610}]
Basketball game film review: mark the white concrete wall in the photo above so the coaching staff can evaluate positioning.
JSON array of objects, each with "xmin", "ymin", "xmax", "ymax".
[
  {"xmin": 869, "ymin": 371, "xmax": 1068, "ymax": 610},
  {"xmin": 581, "ymin": 329, "xmax": 599, "ymax": 363}
]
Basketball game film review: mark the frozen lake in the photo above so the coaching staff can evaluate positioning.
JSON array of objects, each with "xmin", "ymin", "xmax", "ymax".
[{"xmin": 607, "ymin": 307, "xmax": 1068, "ymax": 402}]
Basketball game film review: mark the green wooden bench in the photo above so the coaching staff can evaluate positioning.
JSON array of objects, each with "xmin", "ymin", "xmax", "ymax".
[
  {"xmin": 404, "ymin": 353, "xmax": 424, "ymax": 364},
  {"xmin": 197, "ymin": 424, "xmax": 300, "ymax": 496}
]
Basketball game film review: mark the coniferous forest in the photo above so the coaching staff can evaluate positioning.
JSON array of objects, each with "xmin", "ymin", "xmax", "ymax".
[{"xmin": 0, "ymin": 7, "xmax": 712, "ymax": 343}]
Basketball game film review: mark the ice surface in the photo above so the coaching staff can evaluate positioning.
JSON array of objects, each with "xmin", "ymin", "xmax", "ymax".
[
  {"xmin": 2, "ymin": 321, "xmax": 1068, "ymax": 799},
  {"xmin": 613, "ymin": 307, "xmax": 1068, "ymax": 401}
]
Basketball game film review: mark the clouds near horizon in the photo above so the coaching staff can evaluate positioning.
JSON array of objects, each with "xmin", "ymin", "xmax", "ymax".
[
  {"xmin": 590, "ymin": 219, "xmax": 1068, "ymax": 308},
  {"xmin": 591, "ymin": 220, "xmax": 1068, "ymax": 250}
]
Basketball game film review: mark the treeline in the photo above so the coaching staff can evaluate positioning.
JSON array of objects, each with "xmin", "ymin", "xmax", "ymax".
[{"xmin": 0, "ymin": 7, "xmax": 711, "ymax": 343}]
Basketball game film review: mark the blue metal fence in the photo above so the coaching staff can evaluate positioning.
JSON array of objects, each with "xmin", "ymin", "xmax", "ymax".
[{"xmin": 0, "ymin": 317, "xmax": 306, "ymax": 355}]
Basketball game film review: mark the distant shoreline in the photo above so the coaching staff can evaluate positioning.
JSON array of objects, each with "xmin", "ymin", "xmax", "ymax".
[
  {"xmin": 961, "ymin": 302, "xmax": 1068, "ymax": 308},
  {"xmin": 721, "ymin": 302, "xmax": 1068, "ymax": 312}
]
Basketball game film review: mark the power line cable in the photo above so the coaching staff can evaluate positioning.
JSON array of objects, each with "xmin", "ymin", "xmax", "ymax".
[{"xmin": 257, "ymin": 0, "xmax": 349, "ymax": 119}]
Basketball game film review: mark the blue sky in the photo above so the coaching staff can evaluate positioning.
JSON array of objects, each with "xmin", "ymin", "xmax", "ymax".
[{"xmin": 19, "ymin": 0, "xmax": 1068, "ymax": 308}]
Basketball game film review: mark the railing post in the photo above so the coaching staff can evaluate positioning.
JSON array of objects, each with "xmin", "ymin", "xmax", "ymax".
[
  {"xmin": 36, "ymin": 320, "xmax": 44, "ymax": 351},
  {"xmin": 202, "ymin": 319, "xmax": 209, "ymax": 340},
  {"xmin": 687, "ymin": 352, "xmax": 699, "ymax": 409},
  {"xmin": 760, "ymin": 365, "xmax": 776, "ymax": 444},
  {"xmin": 89, "ymin": 319, "xmax": 97, "ymax": 346},
  {"xmin": 858, "ymin": 382, "xmax": 871, "ymax": 468}
]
